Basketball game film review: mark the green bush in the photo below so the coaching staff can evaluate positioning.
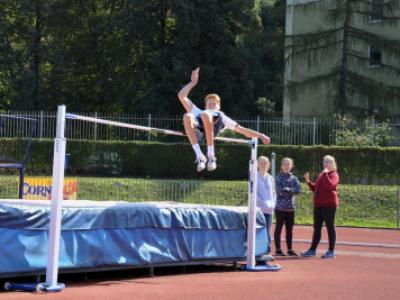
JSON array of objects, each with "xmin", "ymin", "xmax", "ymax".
[
  {"xmin": 1, "ymin": 139, "xmax": 400, "ymax": 184},
  {"xmin": 335, "ymin": 116, "xmax": 393, "ymax": 147}
]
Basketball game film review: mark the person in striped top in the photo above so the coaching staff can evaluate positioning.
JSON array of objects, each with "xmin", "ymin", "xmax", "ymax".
[{"xmin": 274, "ymin": 157, "xmax": 301, "ymax": 256}]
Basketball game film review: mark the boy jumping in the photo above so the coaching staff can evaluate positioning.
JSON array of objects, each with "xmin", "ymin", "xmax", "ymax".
[{"xmin": 178, "ymin": 67, "xmax": 271, "ymax": 172}]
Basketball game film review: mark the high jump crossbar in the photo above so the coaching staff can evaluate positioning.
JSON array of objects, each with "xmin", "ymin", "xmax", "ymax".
[
  {"xmin": 65, "ymin": 113, "xmax": 252, "ymax": 145},
  {"xmin": 0, "ymin": 114, "xmax": 38, "ymax": 122}
]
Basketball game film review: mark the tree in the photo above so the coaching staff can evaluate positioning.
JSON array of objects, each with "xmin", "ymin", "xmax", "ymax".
[
  {"xmin": 43, "ymin": 0, "xmax": 160, "ymax": 112},
  {"xmin": 0, "ymin": 0, "xmax": 286, "ymax": 114},
  {"xmin": 147, "ymin": 0, "xmax": 265, "ymax": 115},
  {"xmin": 335, "ymin": 115, "xmax": 393, "ymax": 146},
  {"xmin": 0, "ymin": 0, "xmax": 48, "ymax": 110},
  {"xmin": 240, "ymin": 0, "xmax": 286, "ymax": 113},
  {"xmin": 286, "ymin": 0, "xmax": 400, "ymax": 118}
]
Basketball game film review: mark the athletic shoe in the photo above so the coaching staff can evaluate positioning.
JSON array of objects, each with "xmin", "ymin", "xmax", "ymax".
[
  {"xmin": 287, "ymin": 249, "xmax": 299, "ymax": 256},
  {"xmin": 207, "ymin": 156, "xmax": 217, "ymax": 171},
  {"xmin": 321, "ymin": 250, "xmax": 336, "ymax": 259},
  {"xmin": 260, "ymin": 254, "xmax": 275, "ymax": 262},
  {"xmin": 196, "ymin": 156, "xmax": 207, "ymax": 172},
  {"xmin": 300, "ymin": 249, "xmax": 317, "ymax": 257},
  {"xmin": 275, "ymin": 249, "xmax": 286, "ymax": 256}
]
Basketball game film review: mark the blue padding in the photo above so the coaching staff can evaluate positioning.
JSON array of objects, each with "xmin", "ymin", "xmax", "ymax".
[
  {"xmin": 0, "ymin": 201, "xmax": 265, "ymax": 230},
  {"xmin": 0, "ymin": 200, "xmax": 268, "ymax": 276}
]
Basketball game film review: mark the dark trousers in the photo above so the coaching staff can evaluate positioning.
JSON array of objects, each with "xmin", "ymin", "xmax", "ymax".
[
  {"xmin": 310, "ymin": 207, "xmax": 337, "ymax": 252},
  {"xmin": 274, "ymin": 210, "xmax": 295, "ymax": 250}
]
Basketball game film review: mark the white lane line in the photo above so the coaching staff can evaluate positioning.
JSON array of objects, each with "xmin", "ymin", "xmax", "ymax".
[
  {"xmin": 292, "ymin": 239, "xmax": 400, "ymax": 249},
  {"xmin": 324, "ymin": 250, "xmax": 400, "ymax": 259}
]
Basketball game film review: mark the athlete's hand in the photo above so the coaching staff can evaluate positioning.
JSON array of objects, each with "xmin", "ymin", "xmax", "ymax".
[
  {"xmin": 191, "ymin": 67, "xmax": 200, "ymax": 85},
  {"xmin": 260, "ymin": 134, "xmax": 270, "ymax": 145}
]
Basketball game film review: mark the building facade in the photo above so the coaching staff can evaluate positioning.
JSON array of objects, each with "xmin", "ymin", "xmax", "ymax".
[{"xmin": 283, "ymin": 0, "xmax": 400, "ymax": 118}]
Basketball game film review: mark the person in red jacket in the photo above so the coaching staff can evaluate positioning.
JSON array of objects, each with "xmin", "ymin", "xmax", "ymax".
[{"xmin": 301, "ymin": 155, "xmax": 339, "ymax": 259}]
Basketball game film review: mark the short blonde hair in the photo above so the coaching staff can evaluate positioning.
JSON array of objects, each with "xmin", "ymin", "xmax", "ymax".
[
  {"xmin": 323, "ymin": 155, "xmax": 337, "ymax": 171},
  {"xmin": 204, "ymin": 94, "xmax": 221, "ymax": 105},
  {"xmin": 281, "ymin": 157, "xmax": 294, "ymax": 171},
  {"xmin": 258, "ymin": 156, "xmax": 270, "ymax": 164}
]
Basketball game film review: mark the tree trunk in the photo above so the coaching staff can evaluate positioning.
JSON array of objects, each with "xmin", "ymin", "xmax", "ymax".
[
  {"xmin": 32, "ymin": 0, "xmax": 42, "ymax": 110},
  {"xmin": 338, "ymin": 0, "xmax": 351, "ymax": 113},
  {"xmin": 159, "ymin": 0, "xmax": 168, "ymax": 48}
]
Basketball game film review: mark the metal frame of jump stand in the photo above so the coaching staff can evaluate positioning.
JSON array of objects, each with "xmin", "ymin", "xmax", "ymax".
[
  {"xmin": 244, "ymin": 138, "xmax": 282, "ymax": 272},
  {"xmin": 4, "ymin": 106, "xmax": 66, "ymax": 293}
]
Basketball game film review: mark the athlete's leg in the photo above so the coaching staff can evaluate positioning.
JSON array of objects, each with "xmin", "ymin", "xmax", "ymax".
[
  {"xmin": 200, "ymin": 111, "xmax": 214, "ymax": 150},
  {"xmin": 200, "ymin": 112, "xmax": 217, "ymax": 171},
  {"xmin": 183, "ymin": 113, "xmax": 206, "ymax": 172},
  {"xmin": 183, "ymin": 113, "xmax": 200, "ymax": 146}
]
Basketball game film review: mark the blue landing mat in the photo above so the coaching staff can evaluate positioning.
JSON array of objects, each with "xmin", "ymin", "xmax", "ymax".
[{"xmin": 0, "ymin": 200, "xmax": 268, "ymax": 277}]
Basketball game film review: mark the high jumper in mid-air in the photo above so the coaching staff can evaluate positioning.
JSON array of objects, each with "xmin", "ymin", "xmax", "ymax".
[{"xmin": 178, "ymin": 67, "xmax": 271, "ymax": 172}]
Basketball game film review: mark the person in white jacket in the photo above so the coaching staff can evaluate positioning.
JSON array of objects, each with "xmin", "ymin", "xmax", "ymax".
[{"xmin": 256, "ymin": 156, "xmax": 276, "ymax": 259}]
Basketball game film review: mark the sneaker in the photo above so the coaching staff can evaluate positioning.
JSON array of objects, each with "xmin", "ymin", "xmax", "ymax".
[
  {"xmin": 275, "ymin": 249, "xmax": 286, "ymax": 256},
  {"xmin": 196, "ymin": 156, "xmax": 207, "ymax": 172},
  {"xmin": 300, "ymin": 249, "xmax": 317, "ymax": 257},
  {"xmin": 321, "ymin": 250, "xmax": 336, "ymax": 259},
  {"xmin": 207, "ymin": 156, "xmax": 217, "ymax": 171},
  {"xmin": 260, "ymin": 254, "xmax": 275, "ymax": 262},
  {"xmin": 287, "ymin": 249, "xmax": 299, "ymax": 257}
]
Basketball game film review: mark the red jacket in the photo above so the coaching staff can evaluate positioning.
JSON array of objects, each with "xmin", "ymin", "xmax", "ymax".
[{"xmin": 307, "ymin": 171, "xmax": 339, "ymax": 208}]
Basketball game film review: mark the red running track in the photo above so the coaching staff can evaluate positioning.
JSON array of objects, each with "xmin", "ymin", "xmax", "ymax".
[{"xmin": 1, "ymin": 226, "xmax": 399, "ymax": 300}]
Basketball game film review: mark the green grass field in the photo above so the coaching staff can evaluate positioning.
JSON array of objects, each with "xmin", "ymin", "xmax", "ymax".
[{"xmin": 1, "ymin": 175, "xmax": 399, "ymax": 229}]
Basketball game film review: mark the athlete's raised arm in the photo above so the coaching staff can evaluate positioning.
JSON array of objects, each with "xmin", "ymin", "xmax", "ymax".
[{"xmin": 177, "ymin": 67, "xmax": 199, "ymax": 113}]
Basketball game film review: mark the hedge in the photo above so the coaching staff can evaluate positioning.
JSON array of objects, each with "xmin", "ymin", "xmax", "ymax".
[{"xmin": 1, "ymin": 139, "xmax": 400, "ymax": 184}]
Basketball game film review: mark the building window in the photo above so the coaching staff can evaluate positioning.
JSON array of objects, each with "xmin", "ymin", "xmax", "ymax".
[
  {"xmin": 368, "ymin": 46, "xmax": 382, "ymax": 67},
  {"xmin": 369, "ymin": 0, "xmax": 384, "ymax": 22}
]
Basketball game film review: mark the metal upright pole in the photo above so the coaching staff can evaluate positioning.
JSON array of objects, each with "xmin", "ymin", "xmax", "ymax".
[
  {"xmin": 245, "ymin": 139, "xmax": 282, "ymax": 272},
  {"xmin": 39, "ymin": 110, "xmax": 44, "ymax": 139},
  {"xmin": 93, "ymin": 112, "xmax": 98, "ymax": 141},
  {"xmin": 43, "ymin": 105, "xmax": 66, "ymax": 292},
  {"xmin": 246, "ymin": 138, "xmax": 258, "ymax": 269},
  {"xmin": 271, "ymin": 152, "xmax": 276, "ymax": 180},
  {"xmin": 148, "ymin": 113, "xmax": 152, "ymax": 142},
  {"xmin": 312, "ymin": 117, "xmax": 317, "ymax": 145}
]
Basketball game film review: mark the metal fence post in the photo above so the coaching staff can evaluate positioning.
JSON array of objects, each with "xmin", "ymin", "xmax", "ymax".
[
  {"xmin": 147, "ymin": 113, "xmax": 152, "ymax": 142},
  {"xmin": 93, "ymin": 112, "xmax": 98, "ymax": 141},
  {"xmin": 39, "ymin": 110, "xmax": 44, "ymax": 139},
  {"xmin": 256, "ymin": 115, "xmax": 260, "ymax": 132},
  {"xmin": 271, "ymin": 152, "xmax": 276, "ymax": 180},
  {"xmin": 372, "ymin": 118, "xmax": 376, "ymax": 146},
  {"xmin": 312, "ymin": 117, "xmax": 317, "ymax": 145}
]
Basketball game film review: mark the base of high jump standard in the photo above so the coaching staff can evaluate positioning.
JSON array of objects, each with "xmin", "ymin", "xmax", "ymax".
[{"xmin": 243, "ymin": 138, "xmax": 282, "ymax": 272}]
